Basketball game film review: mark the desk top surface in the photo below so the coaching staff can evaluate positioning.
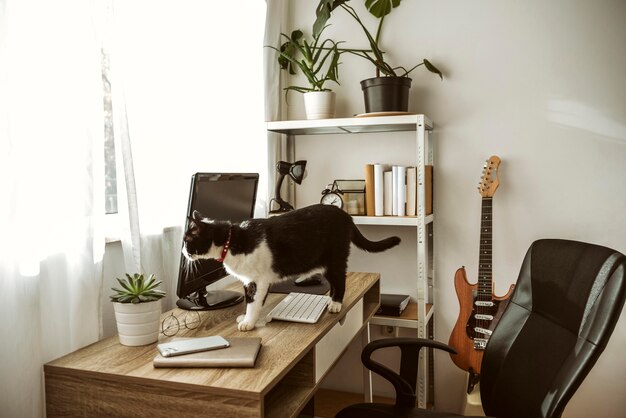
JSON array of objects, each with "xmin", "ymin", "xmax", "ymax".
[{"xmin": 45, "ymin": 272, "xmax": 379, "ymax": 400}]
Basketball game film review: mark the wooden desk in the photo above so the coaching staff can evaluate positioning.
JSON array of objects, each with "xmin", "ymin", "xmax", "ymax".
[{"xmin": 44, "ymin": 272, "xmax": 380, "ymax": 418}]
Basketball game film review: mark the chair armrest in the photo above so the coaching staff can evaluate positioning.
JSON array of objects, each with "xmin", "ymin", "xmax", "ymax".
[{"xmin": 362, "ymin": 337, "xmax": 457, "ymax": 408}]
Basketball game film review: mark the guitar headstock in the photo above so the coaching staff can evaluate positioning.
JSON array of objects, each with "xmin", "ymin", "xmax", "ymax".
[{"xmin": 478, "ymin": 156, "xmax": 501, "ymax": 197}]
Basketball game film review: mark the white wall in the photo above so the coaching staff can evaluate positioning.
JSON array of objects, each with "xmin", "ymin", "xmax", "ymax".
[{"xmin": 287, "ymin": 1, "xmax": 626, "ymax": 416}]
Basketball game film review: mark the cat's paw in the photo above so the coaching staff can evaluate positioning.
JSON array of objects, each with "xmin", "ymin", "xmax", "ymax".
[
  {"xmin": 328, "ymin": 301, "xmax": 342, "ymax": 313},
  {"xmin": 236, "ymin": 314, "xmax": 245, "ymax": 323},
  {"xmin": 237, "ymin": 319, "xmax": 256, "ymax": 331}
]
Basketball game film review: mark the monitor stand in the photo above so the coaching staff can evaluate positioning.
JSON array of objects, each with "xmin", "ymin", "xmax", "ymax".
[{"xmin": 176, "ymin": 288, "xmax": 244, "ymax": 311}]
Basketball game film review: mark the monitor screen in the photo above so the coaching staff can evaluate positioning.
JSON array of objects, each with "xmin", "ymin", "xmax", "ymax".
[{"xmin": 176, "ymin": 172, "xmax": 259, "ymax": 310}]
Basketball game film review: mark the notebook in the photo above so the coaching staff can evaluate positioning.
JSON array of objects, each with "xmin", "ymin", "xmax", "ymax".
[
  {"xmin": 153, "ymin": 337, "xmax": 261, "ymax": 368},
  {"xmin": 377, "ymin": 294, "xmax": 411, "ymax": 316}
]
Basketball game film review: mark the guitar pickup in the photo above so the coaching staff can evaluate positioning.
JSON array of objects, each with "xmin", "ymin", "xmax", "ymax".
[
  {"xmin": 475, "ymin": 301, "xmax": 494, "ymax": 307},
  {"xmin": 475, "ymin": 314, "xmax": 494, "ymax": 320},
  {"xmin": 474, "ymin": 338, "xmax": 488, "ymax": 350},
  {"xmin": 474, "ymin": 327, "xmax": 493, "ymax": 336}
]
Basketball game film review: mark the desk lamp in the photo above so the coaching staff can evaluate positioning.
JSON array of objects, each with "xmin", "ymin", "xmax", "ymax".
[{"xmin": 269, "ymin": 160, "xmax": 307, "ymax": 214}]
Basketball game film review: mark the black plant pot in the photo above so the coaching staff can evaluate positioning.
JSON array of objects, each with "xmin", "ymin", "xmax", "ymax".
[{"xmin": 360, "ymin": 76, "xmax": 412, "ymax": 113}]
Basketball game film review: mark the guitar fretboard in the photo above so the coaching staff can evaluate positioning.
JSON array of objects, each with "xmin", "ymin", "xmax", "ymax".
[{"xmin": 477, "ymin": 198, "xmax": 493, "ymax": 301}]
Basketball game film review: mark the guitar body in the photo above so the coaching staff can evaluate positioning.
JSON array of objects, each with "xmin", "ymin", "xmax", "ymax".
[{"xmin": 449, "ymin": 266, "xmax": 515, "ymax": 374}]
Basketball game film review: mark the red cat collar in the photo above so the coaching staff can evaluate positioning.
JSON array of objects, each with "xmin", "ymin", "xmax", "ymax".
[{"xmin": 217, "ymin": 228, "xmax": 232, "ymax": 263}]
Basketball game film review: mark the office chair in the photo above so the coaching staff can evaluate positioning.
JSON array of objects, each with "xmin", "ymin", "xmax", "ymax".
[{"xmin": 336, "ymin": 239, "xmax": 626, "ymax": 418}]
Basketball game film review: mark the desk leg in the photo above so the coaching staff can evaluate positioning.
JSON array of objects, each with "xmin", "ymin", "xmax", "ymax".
[{"xmin": 362, "ymin": 322, "xmax": 373, "ymax": 403}]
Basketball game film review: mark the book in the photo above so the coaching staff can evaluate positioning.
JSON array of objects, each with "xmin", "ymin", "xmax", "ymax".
[
  {"xmin": 153, "ymin": 337, "xmax": 262, "ymax": 368},
  {"xmin": 377, "ymin": 294, "xmax": 411, "ymax": 317},
  {"xmin": 425, "ymin": 165, "xmax": 433, "ymax": 215},
  {"xmin": 406, "ymin": 167, "xmax": 416, "ymax": 216},
  {"xmin": 391, "ymin": 166, "xmax": 398, "ymax": 215},
  {"xmin": 383, "ymin": 170, "xmax": 393, "ymax": 215},
  {"xmin": 373, "ymin": 163, "xmax": 387, "ymax": 216},
  {"xmin": 397, "ymin": 165, "xmax": 407, "ymax": 217},
  {"xmin": 364, "ymin": 164, "xmax": 375, "ymax": 216}
]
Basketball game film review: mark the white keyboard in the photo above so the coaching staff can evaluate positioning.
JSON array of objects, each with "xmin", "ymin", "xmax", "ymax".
[{"xmin": 268, "ymin": 292, "xmax": 331, "ymax": 324}]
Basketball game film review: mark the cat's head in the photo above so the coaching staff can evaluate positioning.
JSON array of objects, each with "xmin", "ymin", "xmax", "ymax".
[{"xmin": 181, "ymin": 210, "xmax": 230, "ymax": 261}]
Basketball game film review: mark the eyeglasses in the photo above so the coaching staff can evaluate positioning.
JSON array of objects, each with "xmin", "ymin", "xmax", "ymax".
[{"xmin": 161, "ymin": 311, "xmax": 202, "ymax": 337}]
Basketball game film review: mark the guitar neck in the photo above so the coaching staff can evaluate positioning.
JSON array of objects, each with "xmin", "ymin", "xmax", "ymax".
[{"xmin": 478, "ymin": 198, "xmax": 493, "ymax": 300}]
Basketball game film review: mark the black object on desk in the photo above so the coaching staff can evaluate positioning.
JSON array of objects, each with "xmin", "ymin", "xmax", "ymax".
[
  {"xmin": 269, "ymin": 274, "xmax": 330, "ymax": 295},
  {"xmin": 295, "ymin": 274, "xmax": 323, "ymax": 286}
]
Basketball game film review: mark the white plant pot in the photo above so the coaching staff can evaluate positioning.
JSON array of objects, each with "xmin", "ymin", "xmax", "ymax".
[
  {"xmin": 113, "ymin": 300, "xmax": 161, "ymax": 346},
  {"xmin": 303, "ymin": 91, "xmax": 336, "ymax": 120}
]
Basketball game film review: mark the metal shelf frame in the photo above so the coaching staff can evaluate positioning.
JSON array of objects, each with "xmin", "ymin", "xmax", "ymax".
[{"xmin": 267, "ymin": 114, "xmax": 435, "ymax": 408}]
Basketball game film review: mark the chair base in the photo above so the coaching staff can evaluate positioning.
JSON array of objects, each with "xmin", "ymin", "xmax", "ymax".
[{"xmin": 462, "ymin": 381, "xmax": 485, "ymax": 416}]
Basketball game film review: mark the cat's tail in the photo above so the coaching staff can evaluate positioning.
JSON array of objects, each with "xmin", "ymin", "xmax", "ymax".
[{"xmin": 350, "ymin": 224, "xmax": 401, "ymax": 253}]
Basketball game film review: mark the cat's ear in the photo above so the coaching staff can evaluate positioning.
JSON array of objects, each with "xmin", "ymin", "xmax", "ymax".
[
  {"xmin": 187, "ymin": 212, "xmax": 205, "ymax": 231},
  {"xmin": 192, "ymin": 210, "xmax": 204, "ymax": 221}
]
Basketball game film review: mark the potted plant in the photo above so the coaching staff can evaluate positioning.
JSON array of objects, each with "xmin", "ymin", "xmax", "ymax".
[
  {"xmin": 110, "ymin": 273, "xmax": 166, "ymax": 346},
  {"xmin": 314, "ymin": 0, "xmax": 443, "ymax": 113},
  {"xmin": 267, "ymin": 26, "xmax": 343, "ymax": 119}
]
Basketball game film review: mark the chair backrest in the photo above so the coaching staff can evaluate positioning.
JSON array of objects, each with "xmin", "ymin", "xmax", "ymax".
[{"xmin": 480, "ymin": 239, "xmax": 626, "ymax": 418}]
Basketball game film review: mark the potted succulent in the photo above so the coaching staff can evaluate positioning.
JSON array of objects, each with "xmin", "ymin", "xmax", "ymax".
[
  {"xmin": 110, "ymin": 273, "xmax": 166, "ymax": 346},
  {"xmin": 314, "ymin": 0, "xmax": 443, "ymax": 113},
  {"xmin": 267, "ymin": 26, "xmax": 343, "ymax": 119}
]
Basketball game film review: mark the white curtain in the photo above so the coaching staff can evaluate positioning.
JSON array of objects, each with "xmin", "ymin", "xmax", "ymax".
[
  {"xmin": 0, "ymin": 0, "xmax": 105, "ymax": 416},
  {"xmin": 110, "ymin": 0, "xmax": 269, "ymax": 308},
  {"xmin": 265, "ymin": 0, "xmax": 291, "ymax": 209},
  {"xmin": 0, "ymin": 0, "xmax": 275, "ymax": 415}
]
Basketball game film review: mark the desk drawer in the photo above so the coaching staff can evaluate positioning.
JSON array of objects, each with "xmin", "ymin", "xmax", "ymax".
[{"xmin": 315, "ymin": 299, "xmax": 364, "ymax": 382}]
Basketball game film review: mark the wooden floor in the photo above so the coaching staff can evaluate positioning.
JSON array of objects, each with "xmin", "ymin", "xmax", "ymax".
[{"xmin": 313, "ymin": 388, "xmax": 394, "ymax": 418}]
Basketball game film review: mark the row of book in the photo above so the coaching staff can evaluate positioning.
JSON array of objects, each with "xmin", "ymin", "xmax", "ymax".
[{"xmin": 364, "ymin": 164, "xmax": 433, "ymax": 217}]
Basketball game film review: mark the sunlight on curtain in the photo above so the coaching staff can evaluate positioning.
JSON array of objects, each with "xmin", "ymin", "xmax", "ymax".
[
  {"xmin": 0, "ymin": 0, "xmax": 105, "ymax": 416},
  {"xmin": 265, "ymin": 0, "xmax": 289, "ymax": 210},
  {"xmin": 115, "ymin": 0, "xmax": 267, "ymax": 233},
  {"xmin": 110, "ymin": 1, "xmax": 268, "ymax": 305}
]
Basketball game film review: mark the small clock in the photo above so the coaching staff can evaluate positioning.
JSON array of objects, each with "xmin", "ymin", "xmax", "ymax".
[{"xmin": 320, "ymin": 185, "xmax": 343, "ymax": 208}]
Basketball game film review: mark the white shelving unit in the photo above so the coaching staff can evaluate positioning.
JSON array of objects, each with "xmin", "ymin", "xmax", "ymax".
[{"xmin": 267, "ymin": 114, "xmax": 435, "ymax": 408}]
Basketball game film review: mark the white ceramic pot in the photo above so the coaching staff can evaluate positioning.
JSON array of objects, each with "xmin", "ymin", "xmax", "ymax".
[
  {"xmin": 113, "ymin": 300, "xmax": 161, "ymax": 346},
  {"xmin": 303, "ymin": 91, "xmax": 336, "ymax": 120}
]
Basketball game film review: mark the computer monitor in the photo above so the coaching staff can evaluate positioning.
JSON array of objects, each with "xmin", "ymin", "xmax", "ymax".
[{"xmin": 176, "ymin": 172, "xmax": 259, "ymax": 311}]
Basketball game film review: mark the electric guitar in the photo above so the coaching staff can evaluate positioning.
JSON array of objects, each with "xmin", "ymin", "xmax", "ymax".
[{"xmin": 448, "ymin": 156, "xmax": 515, "ymax": 382}]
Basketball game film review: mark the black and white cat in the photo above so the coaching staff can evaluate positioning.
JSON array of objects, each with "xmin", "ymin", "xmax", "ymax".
[{"xmin": 182, "ymin": 204, "xmax": 400, "ymax": 331}]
